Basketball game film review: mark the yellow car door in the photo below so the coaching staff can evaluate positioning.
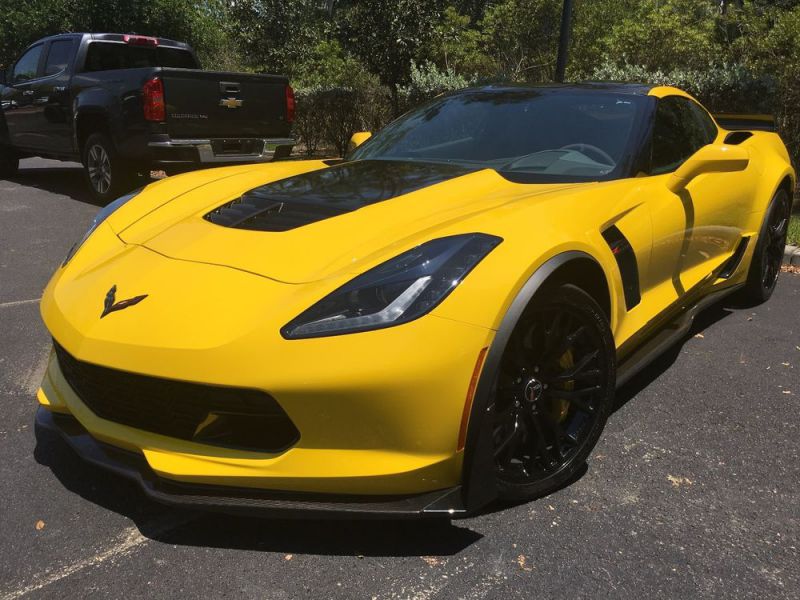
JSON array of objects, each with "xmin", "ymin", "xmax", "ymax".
[{"xmin": 644, "ymin": 94, "xmax": 752, "ymax": 301}]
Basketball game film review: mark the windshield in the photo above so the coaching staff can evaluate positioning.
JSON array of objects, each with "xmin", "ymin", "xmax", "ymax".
[{"xmin": 351, "ymin": 88, "xmax": 650, "ymax": 183}]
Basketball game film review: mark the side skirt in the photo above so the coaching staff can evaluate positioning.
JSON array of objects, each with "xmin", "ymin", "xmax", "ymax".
[{"xmin": 616, "ymin": 282, "xmax": 743, "ymax": 388}]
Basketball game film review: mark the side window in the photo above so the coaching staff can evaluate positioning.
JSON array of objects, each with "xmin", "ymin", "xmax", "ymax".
[
  {"xmin": 687, "ymin": 101, "xmax": 718, "ymax": 145},
  {"xmin": 12, "ymin": 45, "xmax": 43, "ymax": 83},
  {"xmin": 84, "ymin": 43, "xmax": 126, "ymax": 72},
  {"xmin": 44, "ymin": 40, "xmax": 73, "ymax": 76},
  {"xmin": 650, "ymin": 96, "xmax": 712, "ymax": 175}
]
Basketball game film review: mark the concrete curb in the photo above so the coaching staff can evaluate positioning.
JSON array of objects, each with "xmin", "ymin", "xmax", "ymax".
[{"xmin": 784, "ymin": 244, "xmax": 800, "ymax": 266}]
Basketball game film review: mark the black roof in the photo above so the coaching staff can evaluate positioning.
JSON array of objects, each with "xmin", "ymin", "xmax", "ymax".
[
  {"xmin": 457, "ymin": 82, "xmax": 655, "ymax": 96},
  {"xmin": 30, "ymin": 32, "xmax": 189, "ymax": 49}
]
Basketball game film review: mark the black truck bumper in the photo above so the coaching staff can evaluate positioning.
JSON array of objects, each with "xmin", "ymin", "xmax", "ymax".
[{"xmin": 146, "ymin": 136, "xmax": 295, "ymax": 167}]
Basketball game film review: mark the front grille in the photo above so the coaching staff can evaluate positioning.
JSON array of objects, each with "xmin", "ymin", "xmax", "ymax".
[{"xmin": 54, "ymin": 342, "xmax": 299, "ymax": 453}]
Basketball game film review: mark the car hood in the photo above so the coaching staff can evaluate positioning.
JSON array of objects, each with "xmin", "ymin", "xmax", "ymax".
[{"xmin": 117, "ymin": 160, "xmax": 576, "ymax": 284}]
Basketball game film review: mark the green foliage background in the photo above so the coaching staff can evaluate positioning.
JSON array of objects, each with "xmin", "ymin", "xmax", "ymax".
[{"xmin": 1, "ymin": 0, "xmax": 800, "ymax": 162}]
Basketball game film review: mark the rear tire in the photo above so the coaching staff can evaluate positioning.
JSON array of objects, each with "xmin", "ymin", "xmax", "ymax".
[
  {"xmin": 491, "ymin": 284, "xmax": 616, "ymax": 502},
  {"xmin": 0, "ymin": 146, "xmax": 19, "ymax": 178},
  {"xmin": 740, "ymin": 189, "xmax": 790, "ymax": 304},
  {"xmin": 82, "ymin": 132, "xmax": 136, "ymax": 203}
]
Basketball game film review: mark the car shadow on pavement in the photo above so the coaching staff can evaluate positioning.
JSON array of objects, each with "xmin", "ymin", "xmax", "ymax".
[
  {"xmin": 33, "ymin": 425, "xmax": 483, "ymax": 557},
  {"xmin": 614, "ymin": 299, "xmax": 736, "ymax": 411},
  {"xmin": 7, "ymin": 165, "xmax": 99, "ymax": 206}
]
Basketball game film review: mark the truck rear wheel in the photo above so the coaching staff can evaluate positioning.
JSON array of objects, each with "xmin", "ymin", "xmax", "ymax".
[
  {"xmin": 0, "ymin": 146, "xmax": 19, "ymax": 178},
  {"xmin": 82, "ymin": 133, "xmax": 135, "ymax": 203}
]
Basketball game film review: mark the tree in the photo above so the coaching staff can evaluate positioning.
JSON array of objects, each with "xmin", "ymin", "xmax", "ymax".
[
  {"xmin": 599, "ymin": 0, "xmax": 718, "ymax": 72},
  {"xmin": 226, "ymin": 0, "xmax": 326, "ymax": 74},
  {"xmin": 481, "ymin": 0, "xmax": 563, "ymax": 82},
  {"xmin": 427, "ymin": 6, "xmax": 496, "ymax": 78},
  {"xmin": 337, "ymin": 0, "xmax": 444, "ymax": 115}
]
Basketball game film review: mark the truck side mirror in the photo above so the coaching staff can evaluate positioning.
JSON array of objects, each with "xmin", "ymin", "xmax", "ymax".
[{"xmin": 666, "ymin": 144, "xmax": 749, "ymax": 194}]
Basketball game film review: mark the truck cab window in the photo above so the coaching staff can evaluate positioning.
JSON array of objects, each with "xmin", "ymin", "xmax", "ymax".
[
  {"xmin": 12, "ymin": 45, "xmax": 43, "ymax": 83},
  {"xmin": 44, "ymin": 40, "xmax": 73, "ymax": 76},
  {"xmin": 83, "ymin": 42, "xmax": 198, "ymax": 72}
]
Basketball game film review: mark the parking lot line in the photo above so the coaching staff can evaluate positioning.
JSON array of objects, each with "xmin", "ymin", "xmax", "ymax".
[
  {"xmin": 0, "ymin": 299, "xmax": 40, "ymax": 310},
  {"xmin": 0, "ymin": 514, "xmax": 195, "ymax": 600}
]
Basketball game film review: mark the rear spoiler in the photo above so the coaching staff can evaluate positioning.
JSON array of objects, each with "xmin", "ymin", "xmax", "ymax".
[{"xmin": 714, "ymin": 113, "xmax": 776, "ymax": 132}]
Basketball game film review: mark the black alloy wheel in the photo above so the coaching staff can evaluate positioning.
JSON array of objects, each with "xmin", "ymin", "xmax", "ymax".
[
  {"xmin": 492, "ymin": 284, "xmax": 615, "ymax": 501},
  {"xmin": 742, "ymin": 189, "xmax": 790, "ymax": 304}
]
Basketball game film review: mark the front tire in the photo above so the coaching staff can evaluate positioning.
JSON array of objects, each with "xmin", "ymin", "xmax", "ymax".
[
  {"xmin": 491, "ymin": 284, "xmax": 616, "ymax": 502},
  {"xmin": 741, "ymin": 189, "xmax": 790, "ymax": 304},
  {"xmin": 0, "ymin": 145, "xmax": 19, "ymax": 178},
  {"xmin": 82, "ymin": 133, "xmax": 135, "ymax": 203}
]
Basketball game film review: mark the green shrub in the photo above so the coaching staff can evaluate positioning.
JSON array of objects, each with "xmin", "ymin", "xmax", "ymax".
[
  {"xmin": 294, "ymin": 83, "xmax": 391, "ymax": 157},
  {"xmin": 399, "ymin": 60, "xmax": 470, "ymax": 108},
  {"xmin": 591, "ymin": 61, "xmax": 776, "ymax": 114}
]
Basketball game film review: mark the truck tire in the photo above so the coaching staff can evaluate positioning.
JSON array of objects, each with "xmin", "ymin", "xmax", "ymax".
[
  {"xmin": 82, "ymin": 132, "xmax": 135, "ymax": 203},
  {"xmin": 0, "ymin": 146, "xmax": 19, "ymax": 178}
]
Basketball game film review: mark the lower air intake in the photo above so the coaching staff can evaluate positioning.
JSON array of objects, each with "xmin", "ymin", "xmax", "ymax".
[{"xmin": 53, "ymin": 341, "xmax": 299, "ymax": 453}]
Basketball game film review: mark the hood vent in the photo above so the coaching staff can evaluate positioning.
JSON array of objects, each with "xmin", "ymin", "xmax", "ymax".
[{"xmin": 204, "ymin": 159, "xmax": 474, "ymax": 232}]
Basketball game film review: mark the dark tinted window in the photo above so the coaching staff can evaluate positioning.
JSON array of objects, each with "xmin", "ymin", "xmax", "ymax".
[
  {"xmin": 44, "ymin": 40, "xmax": 73, "ymax": 75},
  {"xmin": 12, "ymin": 45, "xmax": 43, "ymax": 83},
  {"xmin": 687, "ymin": 100, "xmax": 718, "ymax": 144},
  {"xmin": 651, "ymin": 96, "xmax": 714, "ymax": 175},
  {"xmin": 351, "ymin": 89, "xmax": 648, "ymax": 183},
  {"xmin": 83, "ymin": 42, "xmax": 197, "ymax": 72}
]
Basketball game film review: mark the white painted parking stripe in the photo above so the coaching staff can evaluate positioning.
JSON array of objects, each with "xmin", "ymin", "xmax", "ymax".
[
  {"xmin": 0, "ymin": 514, "xmax": 195, "ymax": 600},
  {"xmin": 0, "ymin": 298, "xmax": 40, "ymax": 309}
]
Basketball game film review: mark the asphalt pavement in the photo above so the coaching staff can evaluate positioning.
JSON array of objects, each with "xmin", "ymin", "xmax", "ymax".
[{"xmin": 1, "ymin": 158, "xmax": 798, "ymax": 599}]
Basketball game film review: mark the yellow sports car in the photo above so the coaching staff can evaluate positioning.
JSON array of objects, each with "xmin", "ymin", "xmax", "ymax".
[{"xmin": 37, "ymin": 84, "xmax": 794, "ymax": 517}]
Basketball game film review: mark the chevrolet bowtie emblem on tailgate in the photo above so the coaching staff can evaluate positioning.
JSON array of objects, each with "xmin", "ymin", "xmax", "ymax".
[
  {"xmin": 219, "ymin": 97, "xmax": 243, "ymax": 109},
  {"xmin": 101, "ymin": 285, "xmax": 148, "ymax": 318}
]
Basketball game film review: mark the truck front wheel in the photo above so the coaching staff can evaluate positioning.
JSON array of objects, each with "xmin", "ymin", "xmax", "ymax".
[
  {"xmin": 82, "ymin": 133, "xmax": 135, "ymax": 203},
  {"xmin": 0, "ymin": 146, "xmax": 19, "ymax": 178}
]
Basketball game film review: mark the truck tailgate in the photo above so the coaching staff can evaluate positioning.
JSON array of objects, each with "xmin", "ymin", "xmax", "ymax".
[{"xmin": 161, "ymin": 69, "xmax": 290, "ymax": 139}]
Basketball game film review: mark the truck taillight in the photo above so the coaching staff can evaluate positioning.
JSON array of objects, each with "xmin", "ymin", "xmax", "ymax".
[
  {"xmin": 143, "ymin": 77, "xmax": 165, "ymax": 122},
  {"xmin": 285, "ymin": 85, "xmax": 295, "ymax": 123}
]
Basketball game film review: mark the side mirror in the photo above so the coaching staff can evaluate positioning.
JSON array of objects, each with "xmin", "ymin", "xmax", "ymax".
[
  {"xmin": 348, "ymin": 131, "xmax": 372, "ymax": 153},
  {"xmin": 666, "ymin": 144, "xmax": 749, "ymax": 194}
]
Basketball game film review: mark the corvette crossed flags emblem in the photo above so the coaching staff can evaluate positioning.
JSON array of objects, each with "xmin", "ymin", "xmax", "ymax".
[{"xmin": 101, "ymin": 285, "xmax": 148, "ymax": 318}]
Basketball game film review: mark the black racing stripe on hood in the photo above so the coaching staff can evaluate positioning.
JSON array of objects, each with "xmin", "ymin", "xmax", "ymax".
[{"xmin": 204, "ymin": 160, "xmax": 475, "ymax": 232}]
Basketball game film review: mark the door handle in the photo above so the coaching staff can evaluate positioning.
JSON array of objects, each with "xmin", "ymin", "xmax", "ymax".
[
  {"xmin": 53, "ymin": 86, "xmax": 66, "ymax": 93},
  {"xmin": 22, "ymin": 89, "xmax": 34, "ymax": 96}
]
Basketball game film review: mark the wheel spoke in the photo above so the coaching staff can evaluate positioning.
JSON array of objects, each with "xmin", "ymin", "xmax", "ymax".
[
  {"xmin": 528, "ymin": 410, "xmax": 562, "ymax": 465},
  {"xmin": 549, "ymin": 385, "xmax": 602, "ymax": 400},
  {"xmin": 494, "ymin": 419, "xmax": 524, "ymax": 459},
  {"xmin": 546, "ymin": 325, "xmax": 586, "ymax": 363}
]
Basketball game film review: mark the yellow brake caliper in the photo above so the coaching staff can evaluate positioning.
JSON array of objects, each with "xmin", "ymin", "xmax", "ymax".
[{"xmin": 550, "ymin": 349, "xmax": 574, "ymax": 422}]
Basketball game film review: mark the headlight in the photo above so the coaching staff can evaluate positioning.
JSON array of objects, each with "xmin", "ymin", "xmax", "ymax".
[
  {"xmin": 282, "ymin": 233, "xmax": 502, "ymax": 339},
  {"xmin": 62, "ymin": 188, "xmax": 142, "ymax": 266}
]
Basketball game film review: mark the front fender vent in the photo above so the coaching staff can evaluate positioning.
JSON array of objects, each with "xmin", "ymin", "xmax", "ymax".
[{"xmin": 602, "ymin": 225, "xmax": 641, "ymax": 310}]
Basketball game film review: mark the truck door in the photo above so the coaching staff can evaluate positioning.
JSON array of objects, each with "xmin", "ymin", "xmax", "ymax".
[
  {"xmin": 2, "ymin": 43, "xmax": 44, "ymax": 150},
  {"xmin": 29, "ymin": 38, "xmax": 76, "ymax": 154}
]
